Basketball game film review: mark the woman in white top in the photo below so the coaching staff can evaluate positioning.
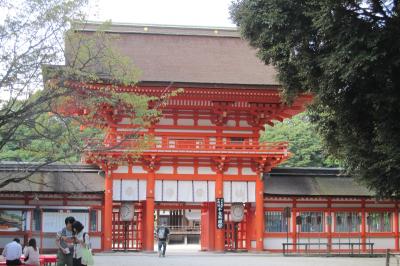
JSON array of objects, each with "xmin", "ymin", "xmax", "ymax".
[
  {"xmin": 72, "ymin": 221, "xmax": 90, "ymax": 266},
  {"xmin": 23, "ymin": 238, "xmax": 40, "ymax": 266}
]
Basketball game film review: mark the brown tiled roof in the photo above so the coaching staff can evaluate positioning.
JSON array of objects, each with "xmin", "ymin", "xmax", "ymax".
[
  {"xmin": 264, "ymin": 168, "xmax": 374, "ymax": 197},
  {"xmin": 71, "ymin": 22, "xmax": 279, "ymax": 86},
  {"xmin": 0, "ymin": 163, "xmax": 103, "ymax": 193}
]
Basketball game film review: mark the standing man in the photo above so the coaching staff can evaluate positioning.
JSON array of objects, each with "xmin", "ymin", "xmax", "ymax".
[
  {"xmin": 2, "ymin": 238, "xmax": 22, "ymax": 265},
  {"xmin": 156, "ymin": 222, "xmax": 170, "ymax": 257},
  {"xmin": 56, "ymin": 216, "xmax": 75, "ymax": 266}
]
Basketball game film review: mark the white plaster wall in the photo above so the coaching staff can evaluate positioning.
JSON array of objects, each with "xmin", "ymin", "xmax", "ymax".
[
  {"xmin": 223, "ymin": 130, "xmax": 253, "ymax": 134},
  {"xmin": 371, "ymin": 238, "xmax": 395, "ymax": 249},
  {"xmin": 231, "ymin": 182, "xmax": 247, "ymax": 203},
  {"xmin": 113, "ymin": 179, "xmax": 121, "ymax": 201},
  {"xmin": 331, "ymin": 204, "xmax": 362, "ymax": 208},
  {"xmin": 264, "ymin": 238, "xmax": 291, "ymax": 249},
  {"xmin": 198, "ymin": 119, "xmax": 212, "ymax": 126},
  {"xmin": 226, "ymin": 120, "xmax": 236, "ymax": 127},
  {"xmin": 158, "ymin": 118, "xmax": 174, "ymax": 125},
  {"xmin": 113, "ymin": 166, "xmax": 129, "ymax": 174},
  {"xmin": 264, "ymin": 202, "xmax": 294, "ymax": 208},
  {"xmin": 239, "ymin": 120, "xmax": 251, "ymax": 127},
  {"xmin": 248, "ymin": 182, "xmax": 256, "ymax": 202},
  {"xmin": 223, "ymin": 182, "xmax": 231, "ymax": 203},
  {"xmin": 242, "ymin": 167, "xmax": 256, "ymax": 175},
  {"xmin": 177, "ymin": 166, "xmax": 194, "ymax": 174},
  {"xmin": 296, "ymin": 203, "xmax": 328, "ymax": 208},
  {"xmin": 226, "ymin": 167, "xmax": 238, "ymax": 175},
  {"xmin": 156, "ymin": 166, "xmax": 174, "ymax": 174},
  {"xmin": 178, "ymin": 181, "xmax": 193, "ymax": 202},
  {"xmin": 365, "ymin": 204, "xmax": 395, "ymax": 208},
  {"xmin": 208, "ymin": 181, "xmax": 215, "ymax": 201},
  {"xmin": 132, "ymin": 166, "xmax": 146, "ymax": 174},
  {"xmin": 198, "ymin": 166, "xmax": 215, "ymax": 175},
  {"xmin": 177, "ymin": 118, "xmax": 194, "ymax": 126}
]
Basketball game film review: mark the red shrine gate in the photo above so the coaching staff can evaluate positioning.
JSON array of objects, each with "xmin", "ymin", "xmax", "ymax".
[{"xmin": 60, "ymin": 82, "xmax": 311, "ymax": 252}]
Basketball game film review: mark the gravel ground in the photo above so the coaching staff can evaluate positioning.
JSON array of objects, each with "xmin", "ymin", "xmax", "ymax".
[{"xmin": 93, "ymin": 250, "xmax": 385, "ymax": 266}]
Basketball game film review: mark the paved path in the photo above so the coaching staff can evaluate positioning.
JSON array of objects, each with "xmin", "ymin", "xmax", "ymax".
[{"xmin": 93, "ymin": 251, "xmax": 385, "ymax": 266}]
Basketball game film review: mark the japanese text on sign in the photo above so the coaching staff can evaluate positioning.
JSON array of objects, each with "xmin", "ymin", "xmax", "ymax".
[{"xmin": 216, "ymin": 198, "xmax": 224, "ymax": 229}]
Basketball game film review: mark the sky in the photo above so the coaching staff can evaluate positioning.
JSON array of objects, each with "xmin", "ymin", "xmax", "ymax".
[{"xmin": 86, "ymin": 0, "xmax": 237, "ymax": 27}]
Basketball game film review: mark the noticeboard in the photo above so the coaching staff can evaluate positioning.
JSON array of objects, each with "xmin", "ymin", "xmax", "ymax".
[{"xmin": 216, "ymin": 198, "xmax": 224, "ymax": 229}]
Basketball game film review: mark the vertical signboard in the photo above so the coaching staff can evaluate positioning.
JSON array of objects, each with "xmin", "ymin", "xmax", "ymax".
[{"xmin": 216, "ymin": 198, "xmax": 224, "ymax": 229}]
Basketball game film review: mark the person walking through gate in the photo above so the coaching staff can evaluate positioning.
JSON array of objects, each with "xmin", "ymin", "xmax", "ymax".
[
  {"xmin": 2, "ymin": 238, "xmax": 22, "ymax": 265},
  {"xmin": 56, "ymin": 216, "xmax": 75, "ymax": 266},
  {"xmin": 156, "ymin": 222, "xmax": 170, "ymax": 257}
]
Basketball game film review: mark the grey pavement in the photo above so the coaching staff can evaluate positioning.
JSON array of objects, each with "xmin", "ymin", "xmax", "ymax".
[{"xmin": 93, "ymin": 251, "xmax": 385, "ymax": 266}]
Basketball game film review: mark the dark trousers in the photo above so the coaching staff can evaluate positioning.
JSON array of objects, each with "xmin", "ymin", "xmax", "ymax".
[
  {"xmin": 73, "ymin": 258, "xmax": 85, "ymax": 266},
  {"xmin": 6, "ymin": 259, "xmax": 22, "ymax": 265},
  {"xmin": 158, "ymin": 240, "xmax": 167, "ymax": 255}
]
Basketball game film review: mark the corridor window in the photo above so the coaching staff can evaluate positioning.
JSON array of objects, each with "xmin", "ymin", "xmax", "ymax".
[
  {"xmin": 265, "ymin": 211, "xmax": 289, "ymax": 232},
  {"xmin": 335, "ymin": 212, "xmax": 360, "ymax": 232},
  {"xmin": 300, "ymin": 212, "xmax": 324, "ymax": 232},
  {"xmin": 368, "ymin": 212, "xmax": 392, "ymax": 232}
]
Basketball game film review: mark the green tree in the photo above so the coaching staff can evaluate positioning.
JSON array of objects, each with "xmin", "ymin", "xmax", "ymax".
[
  {"xmin": 231, "ymin": 0, "xmax": 400, "ymax": 197},
  {"xmin": 261, "ymin": 113, "xmax": 340, "ymax": 167},
  {"xmin": 0, "ymin": 0, "xmax": 168, "ymax": 187}
]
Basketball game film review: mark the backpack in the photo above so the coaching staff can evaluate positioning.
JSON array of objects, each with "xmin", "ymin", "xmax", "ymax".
[{"xmin": 158, "ymin": 227, "xmax": 166, "ymax": 239}]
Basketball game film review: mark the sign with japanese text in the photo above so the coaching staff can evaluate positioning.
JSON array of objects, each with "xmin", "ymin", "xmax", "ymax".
[{"xmin": 216, "ymin": 198, "xmax": 224, "ymax": 229}]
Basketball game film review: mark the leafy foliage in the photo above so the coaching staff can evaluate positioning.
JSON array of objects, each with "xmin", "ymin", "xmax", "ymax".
[
  {"xmin": 261, "ymin": 113, "xmax": 340, "ymax": 167},
  {"xmin": 0, "ymin": 0, "xmax": 171, "ymax": 187},
  {"xmin": 231, "ymin": 0, "xmax": 400, "ymax": 197}
]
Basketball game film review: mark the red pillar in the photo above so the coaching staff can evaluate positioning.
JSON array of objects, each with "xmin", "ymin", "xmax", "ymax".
[
  {"xmin": 255, "ymin": 175, "xmax": 264, "ymax": 251},
  {"xmin": 144, "ymin": 170, "xmax": 155, "ymax": 251},
  {"xmin": 361, "ymin": 199, "xmax": 366, "ymax": 252},
  {"xmin": 395, "ymin": 203, "xmax": 399, "ymax": 251},
  {"xmin": 291, "ymin": 198, "xmax": 297, "ymax": 252},
  {"xmin": 327, "ymin": 198, "xmax": 332, "ymax": 253},
  {"xmin": 103, "ymin": 168, "xmax": 113, "ymax": 251},
  {"xmin": 215, "ymin": 171, "xmax": 225, "ymax": 252}
]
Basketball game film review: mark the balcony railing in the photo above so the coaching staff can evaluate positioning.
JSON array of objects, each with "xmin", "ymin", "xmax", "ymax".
[{"xmin": 85, "ymin": 139, "xmax": 289, "ymax": 155}]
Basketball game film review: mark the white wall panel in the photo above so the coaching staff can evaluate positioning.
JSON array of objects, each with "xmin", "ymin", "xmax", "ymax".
[
  {"xmin": 223, "ymin": 182, "xmax": 231, "ymax": 203},
  {"xmin": 198, "ymin": 167, "xmax": 215, "ymax": 175},
  {"xmin": 226, "ymin": 167, "xmax": 238, "ymax": 175},
  {"xmin": 155, "ymin": 180, "xmax": 162, "ymax": 201},
  {"xmin": 158, "ymin": 118, "xmax": 174, "ymax": 125},
  {"xmin": 372, "ymin": 238, "xmax": 395, "ymax": 249},
  {"xmin": 178, "ymin": 181, "xmax": 193, "ymax": 202},
  {"xmin": 264, "ymin": 238, "xmax": 292, "ymax": 249},
  {"xmin": 226, "ymin": 120, "xmax": 236, "ymax": 127},
  {"xmin": 139, "ymin": 180, "xmax": 146, "ymax": 200},
  {"xmin": 113, "ymin": 166, "xmax": 129, "ymax": 173},
  {"xmin": 132, "ymin": 166, "xmax": 146, "ymax": 174},
  {"xmin": 177, "ymin": 166, "xmax": 194, "ymax": 174},
  {"xmin": 242, "ymin": 167, "xmax": 256, "ymax": 175},
  {"xmin": 113, "ymin": 180, "xmax": 121, "ymax": 201},
  {"xmin": 163, "ymin": 181, "xmax": 178, "ymax": 202},
  {"xmin": 177, "ymin": 118, "xmax": 194, "ymax": 126},
  {"xmin": 239, "ymin": 120, "xmax": 251, "ymax": 127},
  {"xmin": 208, "ymin": 181, "xmax": 215, "ymax": 201},
  {"xmin": 198, "ymin": 119, "xmax": 212, "ymax": 126},
  {"xmin": 121, "ymin": 180, "xmax": 139, "ymax": 201},
  {"xmin": 232, "ymin": 182, "xmax": 247, "ymax": 203},
  {"xmin": 248, "ymin": 182, "xmax": 256, "ymax": 202},
  {"xmin": 193, "ymin": 181, "xmax": 208, "ymax": 202},
  {"xmin": 156, "ymin": 166, "xmax": 174, "ymax": 174}
]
